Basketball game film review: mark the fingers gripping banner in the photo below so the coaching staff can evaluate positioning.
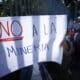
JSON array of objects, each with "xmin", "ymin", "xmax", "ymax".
[{"xmin": 0, "ymin": 15, "xmax": 67, "ymax": 77}]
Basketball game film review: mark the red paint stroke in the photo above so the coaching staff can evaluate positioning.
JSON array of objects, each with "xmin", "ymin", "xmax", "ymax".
[{"xmin": 0, "ymin": 37, "xmax": 23, "ymax": 42}]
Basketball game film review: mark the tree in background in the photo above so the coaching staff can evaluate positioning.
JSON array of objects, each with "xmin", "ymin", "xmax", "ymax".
[{"xmin": 0, "ymin": 0, "xmax": 68, "ymax": 16}]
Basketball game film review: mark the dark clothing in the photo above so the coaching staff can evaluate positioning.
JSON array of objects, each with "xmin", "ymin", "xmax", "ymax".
[
  {"xmin": 39, "ymin": 62, "xmax": 71, "ymax": 80},
  {"xmin": 0, "ymin": 62, "xmax": 71, "ymax": 80},
  {"xmin": 72, "ymin": 33, "xmax": 80, "ymax": 68},
  {"xmin": 0, "ymin": 66, "xmax": 33, "ymax": 80}
]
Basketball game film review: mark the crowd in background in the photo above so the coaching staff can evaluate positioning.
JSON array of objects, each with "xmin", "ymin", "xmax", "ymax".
[{"xmin": 62, "ymin": 19, "xmax": 80, "ymax": 80}]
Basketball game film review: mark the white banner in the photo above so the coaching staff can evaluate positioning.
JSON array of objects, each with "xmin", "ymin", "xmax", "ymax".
[{"xmin": 0, "ymin": 15, "xmax": 67, "ymax": 77}]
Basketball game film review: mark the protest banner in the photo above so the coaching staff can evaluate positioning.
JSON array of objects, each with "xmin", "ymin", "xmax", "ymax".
[{"xmin": 0, "ymin": 15, "xmax": 67, "ymax": 77}]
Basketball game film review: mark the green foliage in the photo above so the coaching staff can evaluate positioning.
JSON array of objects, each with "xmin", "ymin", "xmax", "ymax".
[
  {"xmin": 0, "ymin": 0, "xmax": 28, "ymax": 16},
  {"xmin": 0, "ymin": 0, "xmax": 72, "ymax": 16},
  {"xmin": 0, "ymin": 0, "xmax": 38, "ymax": 16},
  {"xmin": 0, "ymin": 0, "xmax": 50, "ymax": 16}
]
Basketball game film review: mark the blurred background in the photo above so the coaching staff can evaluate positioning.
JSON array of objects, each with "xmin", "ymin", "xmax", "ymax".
[{"xmin": 0, "ymin": 0, "xmax": 80, "ymax": 80}]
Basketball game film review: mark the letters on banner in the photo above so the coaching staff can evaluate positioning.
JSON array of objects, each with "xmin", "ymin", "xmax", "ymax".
[{"xmin": 0, "ymin": 15, "xmax": 67, "ymax": 77}]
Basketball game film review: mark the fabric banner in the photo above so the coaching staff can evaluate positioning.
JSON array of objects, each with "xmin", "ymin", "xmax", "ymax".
[{"xmin": 0, "ymin": 15, "xmax": 67, "ymax": 77}]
